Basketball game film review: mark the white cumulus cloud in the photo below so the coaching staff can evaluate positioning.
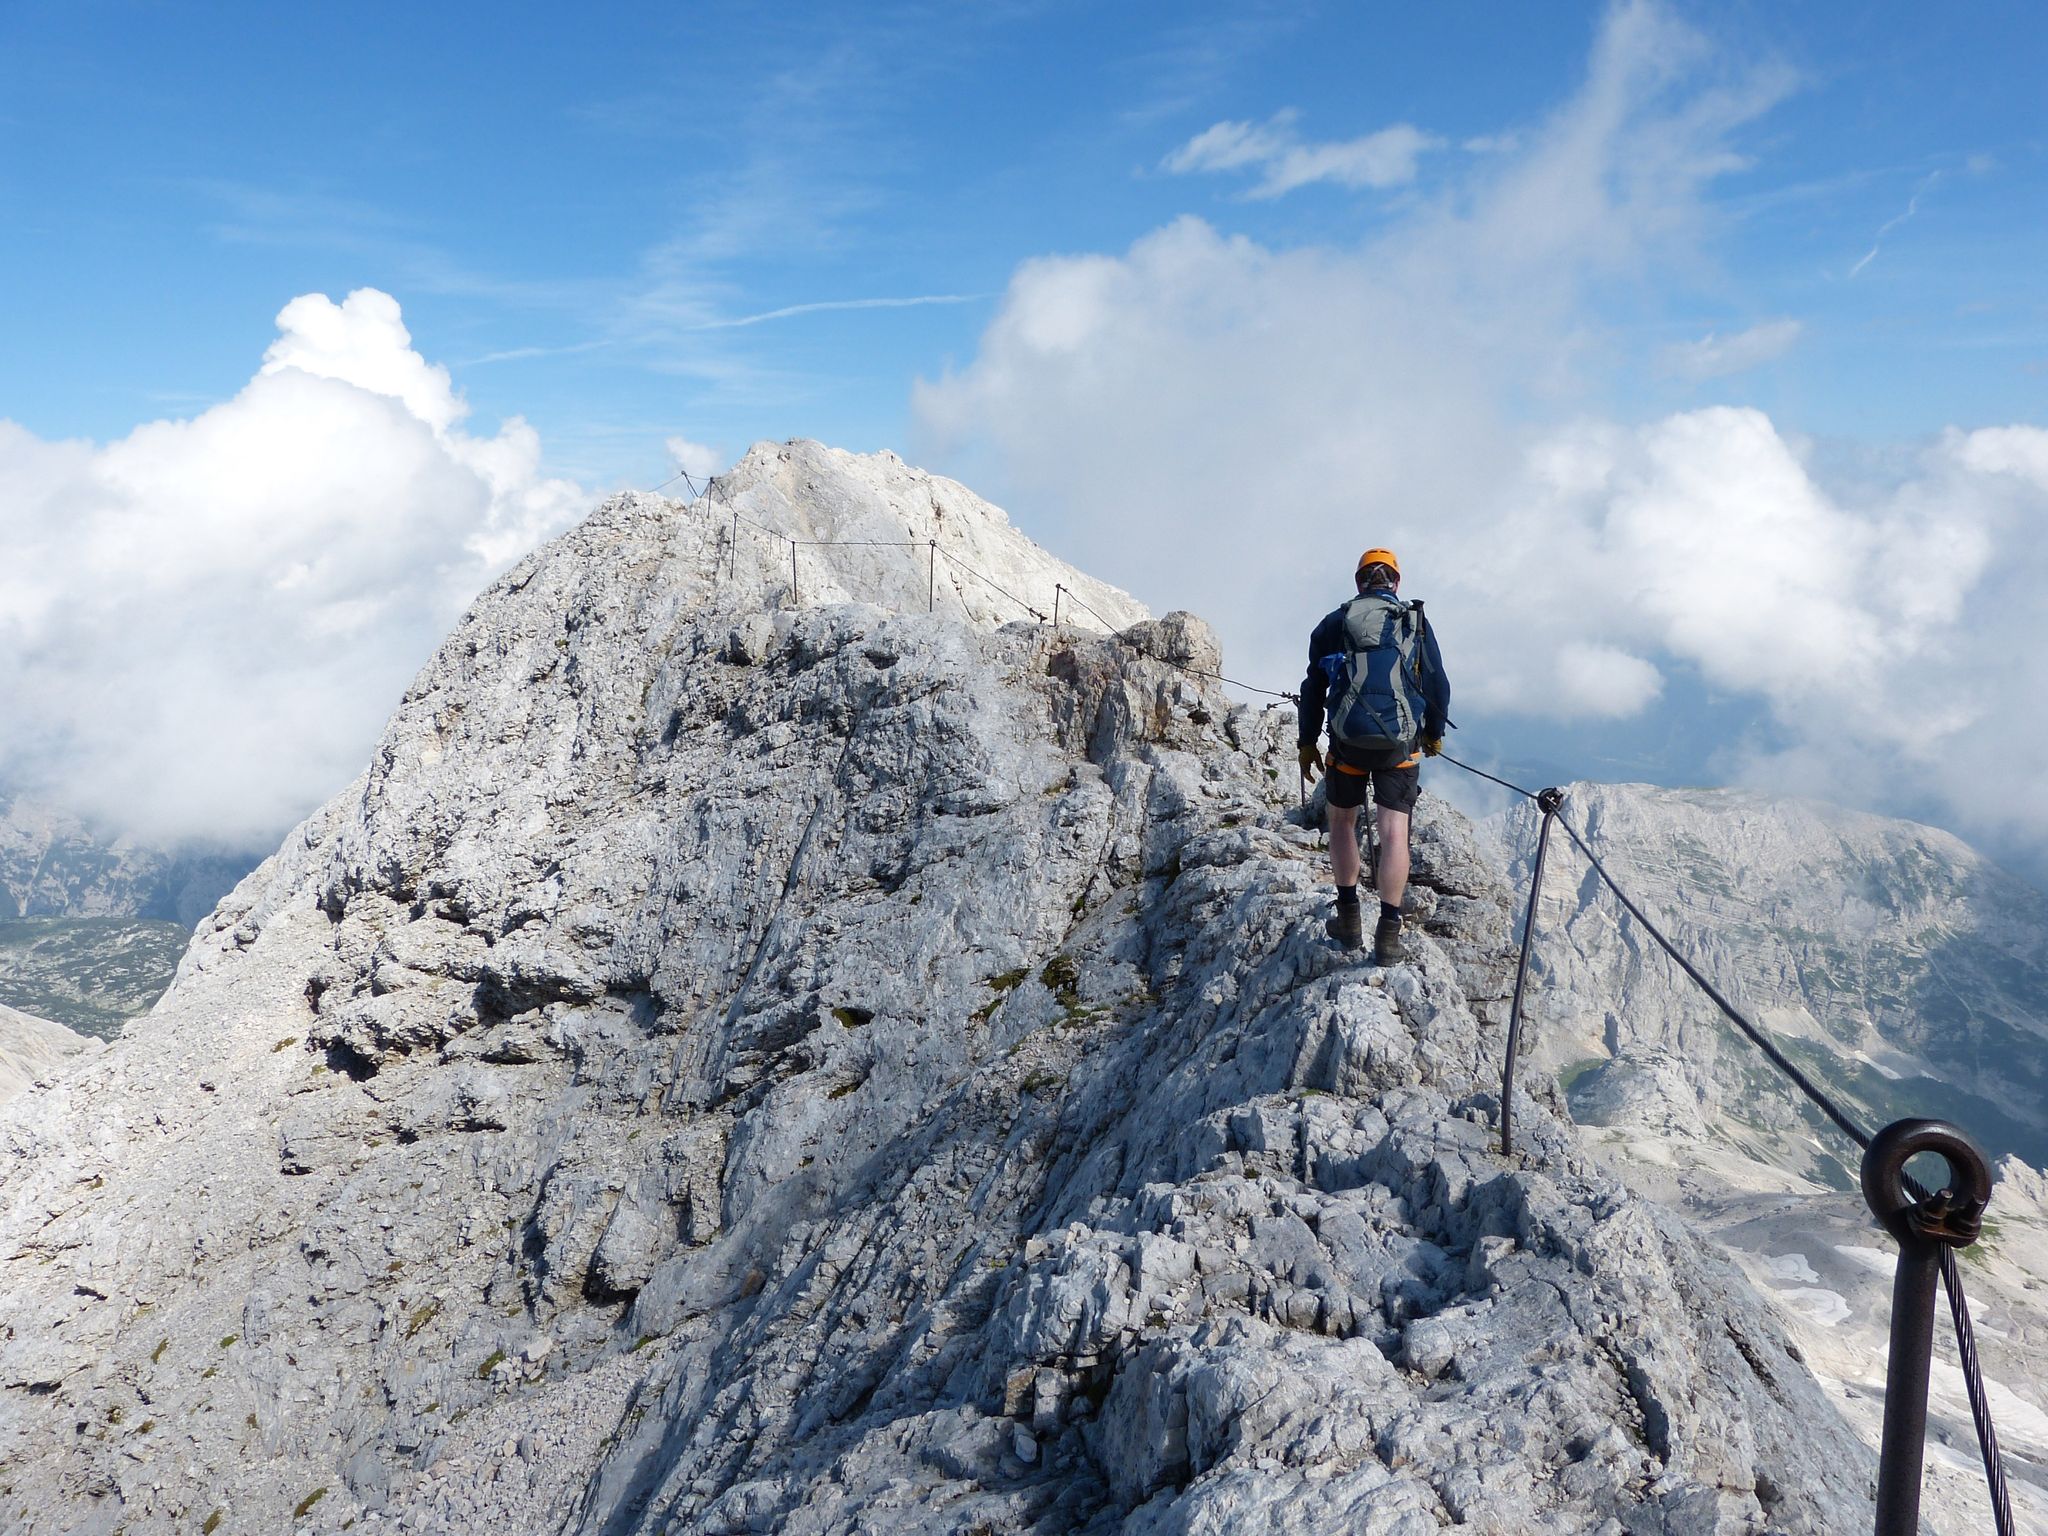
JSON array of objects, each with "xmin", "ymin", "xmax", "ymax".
[
  {"xmin": 1476, "ymin": 407, "xmax": 2021, "ymax": 786},
  {"xmin": 0, "ymin": 288, "xmax": 589, "ymax": 850},
  {"xmin": 916, "ymin": 1, "xmax": 2048, "ymax": 858},
  {"xmin": 664, "ymin": 436, "xmax": 727, "ymax": 482},
  {"xmin": 1163, "ymin": 110, "xmax": 1442, "ymax": 198},
  {"xmin": 1555, "ymin": 643, "xmax": 1664, "ymax": 718}
]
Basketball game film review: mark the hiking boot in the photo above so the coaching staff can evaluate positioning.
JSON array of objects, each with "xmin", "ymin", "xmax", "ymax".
[
  {"xmin": 1373, "ymin": 910, "xmax": 1407, "ymax": 966},
  {"xmin": 1325, "ymin": 902, "xmax": 1364, "ymax": 951}
]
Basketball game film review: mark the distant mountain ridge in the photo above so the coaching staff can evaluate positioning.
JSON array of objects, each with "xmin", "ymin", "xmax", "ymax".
[
  {"xmin": 1497, "ymin": 781, "xmax": 2048, "ymax": 1523},
  {"xmin": 0, "ymin": 795, "xmax": 256, "ymax": 1035},
  {"xmin": 1505, "ymin": 781, "xmax": 2048, "ymax": 1179},
  {"xmin": 0, "ymin": 793, "xmax": 253, "ymax": 926}
]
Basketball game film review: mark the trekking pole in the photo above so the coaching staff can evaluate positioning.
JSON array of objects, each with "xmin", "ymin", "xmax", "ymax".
[
  {"xmin": 1861, "ymin": 1120, "xmax": 1994, "ymax": 1536},
  {"xmin": 1499, "ymin": 787, "xmax": 1564, "ymax": 1156}
]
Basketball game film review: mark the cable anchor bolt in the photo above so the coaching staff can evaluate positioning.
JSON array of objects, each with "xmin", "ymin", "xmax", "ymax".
[{"xmin": 1860, "ymin": 1118, "xmax": 1994, "ymax": 1536}]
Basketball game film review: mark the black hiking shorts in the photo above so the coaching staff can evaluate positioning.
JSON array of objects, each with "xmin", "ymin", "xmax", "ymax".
[{"xmin": 1325, "ymin": 744, "xmax": 1420, "ymax": 815}]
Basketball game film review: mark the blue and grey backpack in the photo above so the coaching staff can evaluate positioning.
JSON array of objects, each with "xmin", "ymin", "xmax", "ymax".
[{"xmin": 1318, "ymin": 593, "xmax": 1426, "ymax": 755}]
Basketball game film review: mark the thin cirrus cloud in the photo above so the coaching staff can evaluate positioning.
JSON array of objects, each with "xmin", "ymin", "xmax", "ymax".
[
  {"xmin": 1849, "ymin": 169, "xmax": 1941, "ymax": 277},
  {"xmin": 1659, "ymin": 318, "xmax": 1804, "ymax": 379},
  {"xmin": 1162, "ymin": 109, "xmax": 1443, "ymax": 198},
  {"xmin": 690, "ymin": 294, "xmax": 985, "ymax": 331}
]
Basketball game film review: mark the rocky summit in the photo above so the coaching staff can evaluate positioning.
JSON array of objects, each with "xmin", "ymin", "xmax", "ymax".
[{"xmin": 0, "ymin": 442, "xmax": 1880, "ymax": 1534}]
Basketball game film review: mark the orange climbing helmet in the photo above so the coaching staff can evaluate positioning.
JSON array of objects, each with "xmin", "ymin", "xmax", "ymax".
[{"xmin": 1355, "ymin": 547, "xmax": 1400, "ymax": 583}]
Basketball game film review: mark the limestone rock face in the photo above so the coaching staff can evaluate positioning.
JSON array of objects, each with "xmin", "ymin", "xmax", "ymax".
[{"xmin": 0, "ymin": 444, "xmax": 1872, "ymax": 1535}]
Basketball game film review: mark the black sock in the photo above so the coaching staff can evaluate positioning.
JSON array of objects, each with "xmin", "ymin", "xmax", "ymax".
[
  {"xmin": 1335, "ymin": 883, "xmax": 1359, "ymax": 907},
  {"xmin": 1379, "ymin": 900, "xmax": 1403, "ymax": 926}
]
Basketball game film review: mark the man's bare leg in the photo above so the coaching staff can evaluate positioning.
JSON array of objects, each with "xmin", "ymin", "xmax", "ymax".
[
  {"xmin": 1375, "ymin": 806, "xmax": 1410, "ymax": 908},
  {"xmin": 1372, "ymin": 805, "xmax": 1411, "ymax": 963},
  {"xmin": 1329, "ymin": 803, "xmax": 1361, "ymax": 888}
]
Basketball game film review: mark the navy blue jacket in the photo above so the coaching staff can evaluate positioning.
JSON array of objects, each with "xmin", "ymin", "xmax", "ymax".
[{"xmin": 1299, "ymin": 593, "xmax": 1450, "ymax": 749}]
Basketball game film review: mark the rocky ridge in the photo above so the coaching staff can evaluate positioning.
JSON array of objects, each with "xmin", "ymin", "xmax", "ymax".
[{"xmin": 0, "ymin": 442, "xmax": 1875, "ymax": 1534}]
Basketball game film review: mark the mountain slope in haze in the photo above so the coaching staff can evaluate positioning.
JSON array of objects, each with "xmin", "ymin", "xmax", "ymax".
[
  {"xmin": 1507, "ymin": 783, "xmax": 2048, "ymax": 1179},
  {"xmin": 0, "ymin": 1002, "xmax": 98, "ymax": 1108},
  {"xmin": 0, "ymin": 442, "xmax": 1877, "ymax": 1534},
  {"xmin": 0, "ymin": 795, "xmax": 256, "ymax": 1035},
  {"xmin": 0, "ymin": 917, "xmax": 192, "ymax": 1039},
  {"xmin": 1501, "ymin": 781, "xmax": 2048, "ymax": 1528},
  {"xmin": 0, "ymin": 794, "xmax": 250, "ymax": 925}
]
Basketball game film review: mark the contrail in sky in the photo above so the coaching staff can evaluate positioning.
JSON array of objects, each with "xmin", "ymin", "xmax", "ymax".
[
  {"xmin": 1850, "ymin": 171, "xmax": 1941, "ymax": 277},
  {"xmin": 695, "ymin": 294, "xmax": 984, "ymax": 330}
]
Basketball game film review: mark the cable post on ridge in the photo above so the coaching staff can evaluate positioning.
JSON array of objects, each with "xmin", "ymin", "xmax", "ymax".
[
  {"xmin": 1498, "ymin": 785, "xmax": 1566, "ymax": 1156},
  {"xmin": 1860, "ymin": 1120, "xmax": 2003, "ymax": 1536}
]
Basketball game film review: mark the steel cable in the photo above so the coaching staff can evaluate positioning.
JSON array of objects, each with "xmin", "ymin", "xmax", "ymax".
[
  {"xmin": 932, "ymin": 546, "xmax": 1048, "ymax": 620},
  {"xmin": 1941, "ymin": 1245, "xmax": 2018, "ymax": 1534},
  {"xmin": 1054, "ymin": 582, "xmax": 1300, "ymax": 701},
  {"xmin": 1551, "ymin": 807, "xmax": 1875, "ymax": 1151},
  {"xmin": 1435, "ymin": 750, "xmax": 1541, "ymax": 801}
]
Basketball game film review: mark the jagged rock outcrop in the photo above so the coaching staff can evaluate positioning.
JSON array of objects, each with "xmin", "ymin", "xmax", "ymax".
[{"xmin": 0, "ymin": 443, "xmax": 1875, "ymax": 1534}]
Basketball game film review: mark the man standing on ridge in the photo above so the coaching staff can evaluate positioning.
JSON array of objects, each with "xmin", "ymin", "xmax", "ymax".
[{"xmin": 1297, "ymin": 548, "xmax": 1451, "ymax": 965}]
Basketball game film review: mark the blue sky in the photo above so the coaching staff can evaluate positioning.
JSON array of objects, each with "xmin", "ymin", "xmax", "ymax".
[
  {"xmin": 3, "ymin": 1, "xmax": 2048, "ymax": 867},
  {"xmin": 5, "ymin": 2, "xmax": 2041, "ymax": 470}
]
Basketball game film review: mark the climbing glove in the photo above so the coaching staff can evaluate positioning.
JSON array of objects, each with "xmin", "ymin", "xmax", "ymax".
[
  {"xmin": 1298, "ymin": 743, "xmax": 1323, "ymax": 782},
  {"xmin": 1421, "ymin": 735, "xmax": 1444, "ymax": 758}
]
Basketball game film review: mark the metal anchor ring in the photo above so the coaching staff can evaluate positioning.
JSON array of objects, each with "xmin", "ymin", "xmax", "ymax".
[{"xmin": 1860, "ymin": 1118, "xmax": 1993, "ymax": 1249}]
